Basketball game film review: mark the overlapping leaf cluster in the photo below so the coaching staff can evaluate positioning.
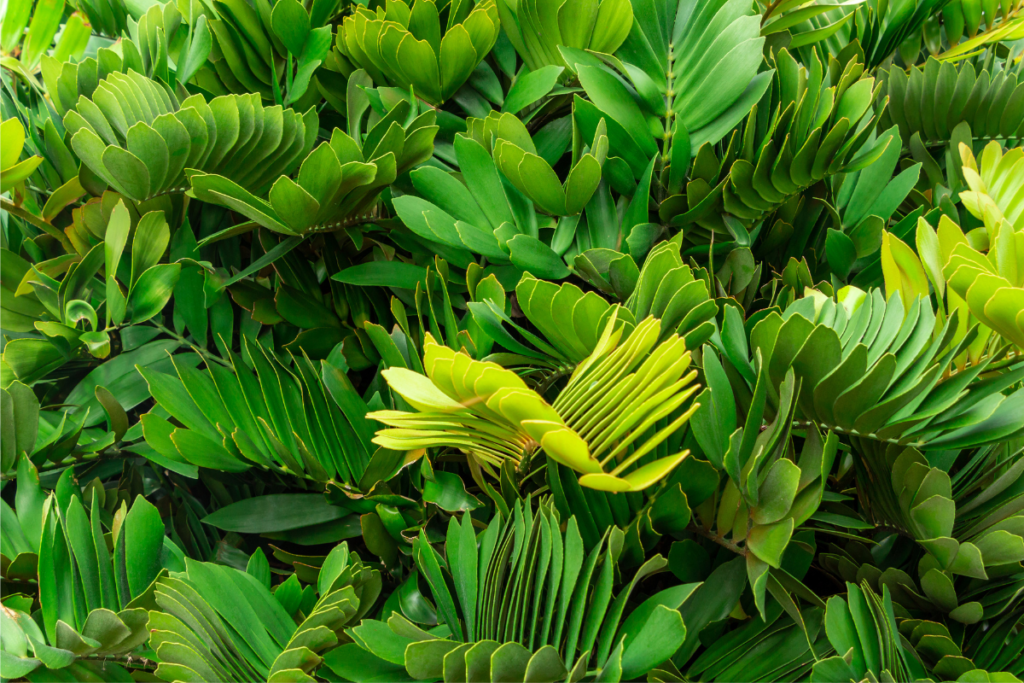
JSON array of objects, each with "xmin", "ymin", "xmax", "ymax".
[{"xmin": 3, "ymin": 0, "xmax": 1024, "ymax": 680}]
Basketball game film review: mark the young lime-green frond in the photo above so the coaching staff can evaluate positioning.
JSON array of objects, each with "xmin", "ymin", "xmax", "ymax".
[
  {"xmin": 368, "ymin": 314, "xmax": 701, "ymax": 491},
  {"xmin": 942, "ymin": 217, "xmax": 1024, "ymax": 349},
  {"xmin": 959, "ymin": 141, "xmax": 1024, "ymax": 237},
  {"xmin": 0, "ymin": 118, "xmax": 43, "ymax": 194}
]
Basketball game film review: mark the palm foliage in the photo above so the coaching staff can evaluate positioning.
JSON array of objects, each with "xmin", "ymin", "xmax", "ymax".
[
  {"xmin": 879, "ymin": 56, "xmax": 1024, "ymax": 146},
  {"xmin": 339, "ymin": 0, "xmax": 502, "ymax": 104},
  {"xmin": 371, "ymin": 312, "xmax": 700, "ymax": 492},
  {"xmin": 66, "ymin": 74, "xmax": 319, "ymax": 201},
  {"xmin": 149, "ymin": 543, "xmax": 380, "ymax": 681},
  {"xmin": 3, "ymin": 0, "xmax": 1024, "ymax": 679},
  {"xmin": 332, "ymin": 500, "xmax": 692, "ymax": 681}
]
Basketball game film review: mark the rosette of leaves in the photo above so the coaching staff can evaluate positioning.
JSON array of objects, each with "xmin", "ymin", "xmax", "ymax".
[
  {"xmin": 621, "ymin": 240, "xmax": 718, "ymax": 345},
  {"xmin": 191, "ymin": 99, "xmax": 437, "ymax": 239},
  {"xmin": 338, "ymin": 0, "xmax": 501, "ymax": 105},
  {"xmin": 370, "ymin": 312, "xmax": 701, "ymax": 492},
  {"xmin": 327, "ymin": 502, "xmax": 692, "ymax": 682},
  {"xmin": 721, "ymin": 287, "xmax": 1024, "ymax": 449},
  {"xmin": 393, "ymin": 112, "xmax": 621, "ymax": 279},
  {"xmin": 900, "ymin": 617, "xmax": 995, "ymax": 680},
  {"xmin": 959, "ymin": 141, "xmax": 1024, "ymax": 234},
  {"xmin": 705, "ymin": 280, "xmax": 1024, "ymax": 612},
  {"xmin": 139, "ymin": 335, "xmax": 374, "ymax": 483},
  {"xmin": 933, "ymin": 181, "xmax": 1024, "ymax": 350},
  {"xmin": 469, "ymin": 274, "xmax": 633, "ymax": 375},
  {"xmin": 128, "ymin": 0, "xmax": 212, "ymax": 86},
  {"xmin": 945, "ymin": 256, "xmax": 1024, "ymax": 345},
  {"xmin": 689, "ymin": 348, "xmax": 840, "ymax": 613},
  {"xmin": 876, "ymin": 217, "xmax": 996, "ymax": 372},
  {"xmin": 853, "ymin": 442, "xmax": 1024, "ymax": 626},
  {"xmin": 0, "ymin": 487, "xmax": 167, "ymax": 681},
  {"xmin": 495, "ymin": 0, "xmax": 634, "ymax": 72},
  {"xmin": 391, "ymin": 129, "xmax": 525, "ymax": 267},
  {"xmin": 569, "ymin": 0, "xmax": 772, "ymax": 190},
  {"xmin": 64, "ymin": 71, "xmax": 318, "ymax": 202},
  {"xmin": 40, "ymin": 13, "xmax": 210, "ymax": 112},
  {"xmin": 820, "ymin": 553, "xmax": 1024, "ymax": 672},
  {"xmin": 484, "ymin": 111, "xmax": 609, "ymax": 216},
  {"xmin": 149, "ymin": 543, "xmax": 379, "ymax": 682},
  {"xmin": 879, "ymin": 57, "xmax": 1024, "ymax": 147},
  {"xmin": 880, "ymin": 147, "xmax": 1024, "ymax": 360},
  {"xmin": 469, "ymin": 243, "xmax": 718, "ymax": 372},
  {"xmin": 181, "ymin": 0, "xmax": 337, "ymax": 106},
  {"xmin": 664, "ymin": 49, "xmax": 888, "ymax": 237},
  {"xmin": 3, "ymin": 203, "xmax": 182, "ymax": 383},
  {"xmin": 40, "ymin": 39, "xmax": 138, "ymax": 116},
  {"xmin": 570, "ymin": 238, "xmax": 718, "ymax": 336},
  {"xmin": 396, "ymin": 110, "xmax": 654, "ymax": 280}
]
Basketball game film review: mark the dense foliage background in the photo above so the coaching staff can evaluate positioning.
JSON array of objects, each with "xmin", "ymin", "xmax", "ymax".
[{"xmin": 1, "ymin": 0, "xmax": 1024, "ymax": 679}]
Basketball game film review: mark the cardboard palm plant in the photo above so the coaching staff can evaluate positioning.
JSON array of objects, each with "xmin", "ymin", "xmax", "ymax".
[
  {"xmin": 339, "ymin": 0, "xmax": 501, "ymax": 104},
  {"xmin": 496, "ymin": 0, "xmax": 634, "ymax": 72},
  {"xmin": 65, "ymin": 74, "xmax": 319, "ymax": 201},
  {"xmin": 371, "ymin": 312, "xmax": 700, "ymax": 491},
  {"xmin": 7, "ymin": 0, "xmax": 1024, "ymax": 679},
  {"xmin": 189, "ymin": 100, "xmax": 438, "ymax": 238},
  {"xmin": 329, "ymin": 501, "xmax": 691, "ymax": 682}
]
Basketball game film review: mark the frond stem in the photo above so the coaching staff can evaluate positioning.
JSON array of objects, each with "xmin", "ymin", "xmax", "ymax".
[
  {"xmin": 150, "ymin": 322, "xmax": 234, "ymax": 368},
  {"xmin": 688, "ymin": 522, "xmax": 746, "ymax": 556},
  {"xmin": 1, "ymin": 196, "xmax": 74, "ymax": 252}
]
